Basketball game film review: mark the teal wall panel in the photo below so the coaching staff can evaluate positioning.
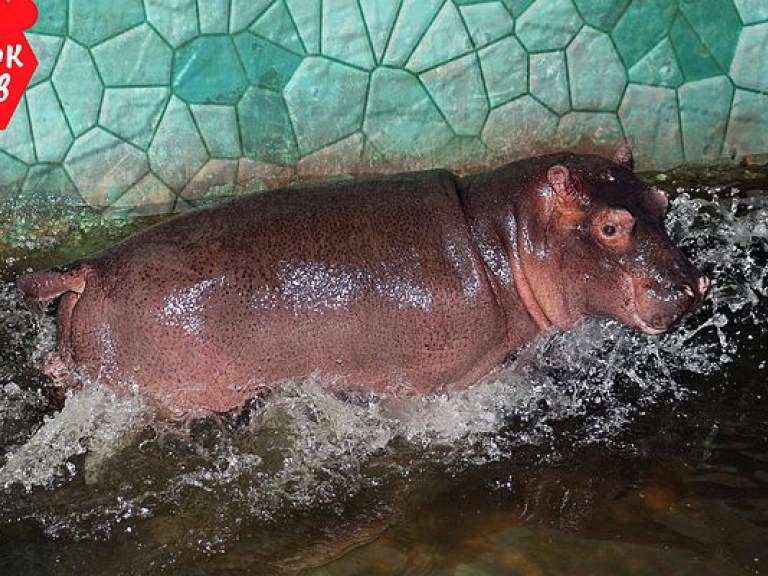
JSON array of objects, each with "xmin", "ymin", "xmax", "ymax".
[{"xmin": 3, "ymin": 0, "xmax": 768, "ymax": 214}]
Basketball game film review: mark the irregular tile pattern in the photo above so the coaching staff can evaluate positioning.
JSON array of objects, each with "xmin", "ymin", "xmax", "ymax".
[{"xmin": 1, "ymin": 0, "xmax": 764, "ymax": 213}]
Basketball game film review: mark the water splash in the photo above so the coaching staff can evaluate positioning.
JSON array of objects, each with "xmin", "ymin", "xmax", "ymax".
[{"xmin": 0, "ymin": 385, "xmax": 146, "ymax": 491}]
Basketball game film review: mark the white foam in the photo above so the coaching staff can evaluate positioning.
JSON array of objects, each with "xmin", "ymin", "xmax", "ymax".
[{"xmin": 0, "ymin": 385, "xmax": 147, "ymax": 491}]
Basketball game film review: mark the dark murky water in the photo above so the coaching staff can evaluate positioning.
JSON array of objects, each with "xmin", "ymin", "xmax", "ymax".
[{"xmin": 0, "ymin": 174, "xmax": 766, "ymax": 575}]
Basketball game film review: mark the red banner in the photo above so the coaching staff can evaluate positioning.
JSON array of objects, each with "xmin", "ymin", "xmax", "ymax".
[{"xmin": 0, "ymin": 0, "xmax": 38, "ymax": 130}]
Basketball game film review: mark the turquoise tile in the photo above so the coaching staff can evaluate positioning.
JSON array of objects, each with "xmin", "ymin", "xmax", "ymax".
[
  {"xmin": 0, "ymin": 153, "xmax": 29, "ymax": 204},
  {"xmin": 407, "ymin": 1, "xmax": 473, "ymax": 73},
  {"xmin": 100, "ymin": 87, "xmax": 170, "ymax": 149},
  {"xmin": 503, "ymin": 0, "xmax": 534, "ymax": 17},
  {"xmin": 618, "ymin": 84, "xmax": 682, "ymax": 170},
  {"xmin": 174, "ymin": 197, "xmax": 195, "ymax": 212},
  {"xmin": 679, "ymin": 0, "xmax": 740, "ymax": 71},
  {"xmin": 420, "ymin": 52, "xmax": 488, "ymax": 135},
  {"xmin": 482, "ymin": 96, "xmax": 559, "ymax": 157},
  {"xmin": 230, "ymin": 0, "xmax": 273, "ymax": 33},
  {"xmin": 190, "ymin": 105, "xmax": 242, "ymax": 158},
  {"xmin": 199, "ymin": 0, "xmax": 230, "ymax": 33},
  {"xmin": 173, "ymin": 36, "xmax": 248, "ymax": 104},
  {"xmin": 734, "ymin": 0, "xmax": 768, "ymax": 24},
  {"xmin": 64, "ymin": 128, "xmax": 149, "ymax": 206},
  {"xmin": 724, "ymin": 89, "xmax": 768, "ymax": 159},
  {"xmin": 322, "ymin": 0, "xmax": 375, "ymax": 69},
  {"xmin": 107, "ymin": 173, "xmax": 176, "ymax": 216},
  {"xmin": 459, "ymin": 2, "xmax": 514, "ymax": 49},
  {"xmin": 679, "ymin": 76, "xmax": 733, "ymax": 163},
  {"xmin": 234, "ymin": 33, "xmax": 302, "ymax": 92},
  {"xmin": 286, "ymin": 0, "xmax": 321, "ymax": 53},
  {"xmin": 92, "ymin": 24, "xmax": 173, "ymax": 86},
  {"xmin": 238, "ymin": 87, "xmax": 298, "ymax": 164},
  {"xmin": 181, "ymin": 159, "xmax": 239, "ymax": 200},
  {"xmin": 284, "ymin": 57, "xmax": 368, "ymax": 155},
  {"xmin": 530, "ymin": 51, "xmax": 570, "ymax": 115},
  {"xmin": 516, "ymin": 0, "xmax": 582, "ymax": 51},
  {"xmin": 296, "ymin": 133, "xmax": 365, "ymax": 177},
  {"xmin": 236, "ymin": 158, "xmax": 294, "ymax": 191},
  {"xmin": 28, "ymin": 34, "xmax": 64, "ymax": 87},
  {"xmin": 145, "ymin": 0, "xmax": 199, "ymax": 48},
  {"xmin": 148, "ymin": 97, "xmax": 209, "ymax": 191},
  {"xmin": 363, "ymin": 68, "xmax": 453, "ymax": 162},
  {"xmin": 437, "ymin": 136, "xmax": 491, "ymax": 169},
  {"xmin": 359, "ymin": 138, "xmax": 387, "ymax": 171},
  {"xmin": 30, "ymin": 0, "xmax": 68, "ymax": 35},
  {"xmin": 612, "ymin": 0, "xmax": 676, "ymax": 67},
  {"xmin": 27, "ymin": 81, "xmax": 72, "ymax": 162},
  {"xmin": 730, "ymin": 23, "xmax": 768, "ymax": 93},
  {"xmin": 21, "ymin": 164, "xmax": 81, "ymax": 207},
  {"xmin": 69, "ymin": 0, "xmax": 144, "ymax": 48},
  {"xmin": 52, "ymin": 40, "xmax": 103, "ymax": 137},
  {"xmin": 383, "ymin": 0, "xmax": 443, "ymax": 66},
  {"xmin": 0, "ymin": 97, "xmax": 35, "ymax": 163},
  {"xmin": 670, "ymin": 13, "xmax": 721, "ymax": 82},
  {"xmin": 251, "ymin": 0, "xmax": 305, "ymax": 55},
  {"xmin": 572, "ymin": 0, "xmax": 630, "ymax": 31},
  {"xmin": 555, "ymin": 112, "xmax": 624, "ymax": 154},
  {"xmin": 478, "ymin": 36, "xmax": 527, "ymax": 108},
  {"xmin": 568, "ymin": 27, "xmax": 626, "ymax": 111},
  {"xmin": 359, "ymin": 0, "xmax": 402, "ymax": 62},
  {"xmin": 629, "ymin": 38, "xmax": 684, "ymax": 88}
]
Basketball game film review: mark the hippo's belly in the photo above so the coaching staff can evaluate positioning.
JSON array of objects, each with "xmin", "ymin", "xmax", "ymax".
[{"xmin": 68, "ymin": 175, "xmax": 509, "ymax": 416}]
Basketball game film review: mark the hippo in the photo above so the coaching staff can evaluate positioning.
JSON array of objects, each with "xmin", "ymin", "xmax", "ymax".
[{"xmin": 17, "ymin": 147, "xmax": 709, "ymax": 418}]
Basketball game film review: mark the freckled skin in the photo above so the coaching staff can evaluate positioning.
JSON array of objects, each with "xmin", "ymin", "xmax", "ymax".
[{"xmin": 16, "ymin": 152, "xmax": 708, "ymax": 418}]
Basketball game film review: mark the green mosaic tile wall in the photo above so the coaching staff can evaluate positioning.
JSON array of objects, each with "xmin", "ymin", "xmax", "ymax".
[{"xmin": 2, "ymin": 0, "xmax": 768, "ymax": 214}]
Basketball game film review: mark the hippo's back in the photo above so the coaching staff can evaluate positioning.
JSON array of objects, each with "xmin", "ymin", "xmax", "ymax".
[{"xmin": 71, "ymin": 171, "xmax": 508, "ymax": 416}]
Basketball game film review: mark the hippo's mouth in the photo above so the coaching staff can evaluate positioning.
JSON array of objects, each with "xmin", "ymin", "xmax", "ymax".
[
  {"xmin": 628, "ymin": 309, "xmax": 668, "ymax": 335},
  {"xmin": 627, "ymin": 279, "xmax": 678, "ymax": 335}
]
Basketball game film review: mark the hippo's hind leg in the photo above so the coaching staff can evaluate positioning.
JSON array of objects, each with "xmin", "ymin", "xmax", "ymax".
[
  {"xmin": 16, "ymin": 264, "xmax": 94, "ymax": 400},
  {"xmin": 42, "ymin": 291, "xmax": 80, "ymax": 399}
]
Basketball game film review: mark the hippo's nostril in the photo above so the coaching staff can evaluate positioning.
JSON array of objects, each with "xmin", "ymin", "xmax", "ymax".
[{"xmin": 698, "ymin": 275, "xmax": 710, "ymax": 296}]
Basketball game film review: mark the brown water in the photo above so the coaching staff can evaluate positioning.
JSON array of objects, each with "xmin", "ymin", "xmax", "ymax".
[{"xmin": 0, "ymin": 177, "xmax": 765, "ymax": 576}]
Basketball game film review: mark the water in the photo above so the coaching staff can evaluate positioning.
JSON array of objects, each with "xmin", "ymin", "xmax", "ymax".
[{"xmin": 0, "ymin": 174, "xmax": 766, "ymax": 575}]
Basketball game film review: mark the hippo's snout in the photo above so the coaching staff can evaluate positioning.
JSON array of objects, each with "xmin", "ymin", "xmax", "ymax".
[{"xmin": 631, "ymin": 271, "xmax": 709, "ymax": 335}]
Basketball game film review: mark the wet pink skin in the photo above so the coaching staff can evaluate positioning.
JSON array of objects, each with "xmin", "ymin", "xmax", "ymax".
[{"xmin": 17, "ymin": 149, "xmax": 709, "ymax": 419}]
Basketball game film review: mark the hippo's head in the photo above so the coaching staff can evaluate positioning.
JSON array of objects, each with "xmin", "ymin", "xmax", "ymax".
[{"xmin": 514, "ymin": 146, "xmax": 709, "ymax": 336}]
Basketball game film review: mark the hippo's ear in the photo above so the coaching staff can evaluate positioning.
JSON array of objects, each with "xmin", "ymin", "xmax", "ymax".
[
  {"xmin": 547, "ymin": 165, "xmax": 582, "ymax": 205},
  {"xmin": 548, "ymin": 165, "xmax": 585, "ymax": 226},
  {"xmin": 614, "ymin": 141, "xmax": 634, "ymax": 170}
]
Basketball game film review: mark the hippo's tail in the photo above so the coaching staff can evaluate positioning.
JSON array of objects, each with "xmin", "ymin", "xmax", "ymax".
[{"xmin": 16, "ymin": 263, "xmax": 95, "ymax": 304}]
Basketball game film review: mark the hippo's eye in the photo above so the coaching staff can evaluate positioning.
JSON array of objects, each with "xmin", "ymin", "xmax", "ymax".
[{"xmin": 593, "ymin": 208, "xmax": 635, "ymax": 249}]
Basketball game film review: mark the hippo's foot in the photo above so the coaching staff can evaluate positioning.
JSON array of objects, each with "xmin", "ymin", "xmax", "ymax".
[
  {"xmin": 43, "ymin": 384, "xmax": 67, "ymax": 410},
  {"xmin": 41, "ymin": 351, "xmax": 80, "ymax": 408}
]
